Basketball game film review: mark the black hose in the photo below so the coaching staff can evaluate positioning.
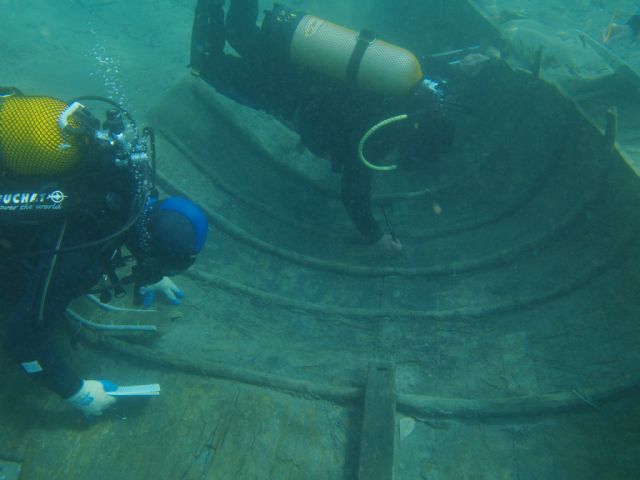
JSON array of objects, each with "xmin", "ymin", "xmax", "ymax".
[
  {"xmin": 143, "ymin": 127, "xmax": 157, "ymax": 188},
  {"xmin": 68, "ymin": 95, "xmax": 137, "ymax": 129}
]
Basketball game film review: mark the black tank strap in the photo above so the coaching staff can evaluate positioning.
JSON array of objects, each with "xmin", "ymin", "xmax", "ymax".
[{"xmin": 346, "ymin": 29, "xmax": 376, "ymax": 86}]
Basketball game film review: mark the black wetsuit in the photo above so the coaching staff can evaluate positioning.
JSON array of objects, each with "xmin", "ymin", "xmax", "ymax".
[
  {"xmin": 1, "ymin": 162, "xmax": 158, "ymax": 398},
  {"xmin": 627, "ymin": 9, "xmax": 640, "ymax": 37},
  {"xmin": 191, "ymin": 0, "xmax": 438, "ymax": 243}
]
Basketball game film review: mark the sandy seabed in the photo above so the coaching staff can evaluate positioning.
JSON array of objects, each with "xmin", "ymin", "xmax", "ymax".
[
  {"xmin": 3, "ymin": 0, "xmax": 638, "ymax": 119},
  {"xmin": 2, "ymin": 0, "xmax": 195, "ymax": 119}
]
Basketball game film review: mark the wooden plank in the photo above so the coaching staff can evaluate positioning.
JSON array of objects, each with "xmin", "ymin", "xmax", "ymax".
[{"xmin": 358, "ymin": 363, "xmax": 397, "ymax": 480}]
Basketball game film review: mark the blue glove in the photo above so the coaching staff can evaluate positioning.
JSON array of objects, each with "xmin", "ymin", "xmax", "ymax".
[{"xmin": 139, "ymin": 276, "xmax": 185, "ymax": 308}]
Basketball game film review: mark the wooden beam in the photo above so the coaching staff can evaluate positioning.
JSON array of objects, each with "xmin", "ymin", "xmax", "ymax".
[{"xmin": 358, "ymin": 363, "xmax": 397, "ymax": 480}]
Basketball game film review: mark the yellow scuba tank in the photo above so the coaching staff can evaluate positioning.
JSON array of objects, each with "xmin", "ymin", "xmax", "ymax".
[
  {"xmin": 0, "ymin": 88, "xmax": 83, "ymax": 176},
  {"xmin": 264, "ymin": 6, "xmax": 424, "ymax": 96}
]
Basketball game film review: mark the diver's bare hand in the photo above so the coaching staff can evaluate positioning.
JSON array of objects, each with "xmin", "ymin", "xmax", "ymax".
[
  {"xmin": 374, "ymin": 233, "xmax": 403, "ymax": 257},
  {"xmin": 459, "ymin": 53, "xmax": 490, "ymax": 76},
  {"xmin": 603, "ymin": 23, "xmax": 633, "ymax": 44}
]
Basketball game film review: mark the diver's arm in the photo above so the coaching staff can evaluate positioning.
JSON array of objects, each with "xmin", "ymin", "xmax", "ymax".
[
  {"xmin": 627, "ymin": 9, "xmax": 640, "ymax": 38},
  {"xmin": 4, "ymin": 223, "xmax": 116, "ymax": 399},
  {"xmin": 4, "ymin": 254, "xmax": 84, "ymax": 398},
  {"xmin": 125, "ymin": 221, "xmax": 165, "ymax": 306},
  {"xmin": 340, "ymin": 160, "xmax": 403, "ymax": 255},
  {"xmin": 340, "ymin": 155, "xmax": 383, "ymax": 244},
  {"xmin": 4, "ymin": 315, "xmax": 83, "ymax": 398}
]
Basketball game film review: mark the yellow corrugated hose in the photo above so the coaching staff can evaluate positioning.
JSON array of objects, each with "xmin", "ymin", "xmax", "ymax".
[{"xmin": 358, "ymin": 114, "xmax": 408, "ymax": 171}]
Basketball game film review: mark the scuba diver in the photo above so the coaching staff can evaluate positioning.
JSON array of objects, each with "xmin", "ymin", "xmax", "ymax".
[
  {"xmin": 189, "ymin": 1, "xmax": 486, "ymax": 256},
  {"xmin": 0, "ymin": 87, "xmax": 208, "ymax": 417},
  {"xmin": 603, "ymin": 8, "xmax": 640, "ymax": 44}
]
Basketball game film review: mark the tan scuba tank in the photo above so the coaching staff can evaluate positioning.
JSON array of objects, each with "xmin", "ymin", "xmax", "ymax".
[
  {"xmin": 0, "ymin": 88, "xmax": 83, "ymax": 176},
  {"xmin": 264, "ymin": 6, "xmax": 424, "ymax": 96}
]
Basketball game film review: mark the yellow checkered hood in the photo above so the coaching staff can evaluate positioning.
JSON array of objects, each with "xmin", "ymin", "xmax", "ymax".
[{"xmin": 0, "ymin": 95, "xmax": 83, "ymax": 176}]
